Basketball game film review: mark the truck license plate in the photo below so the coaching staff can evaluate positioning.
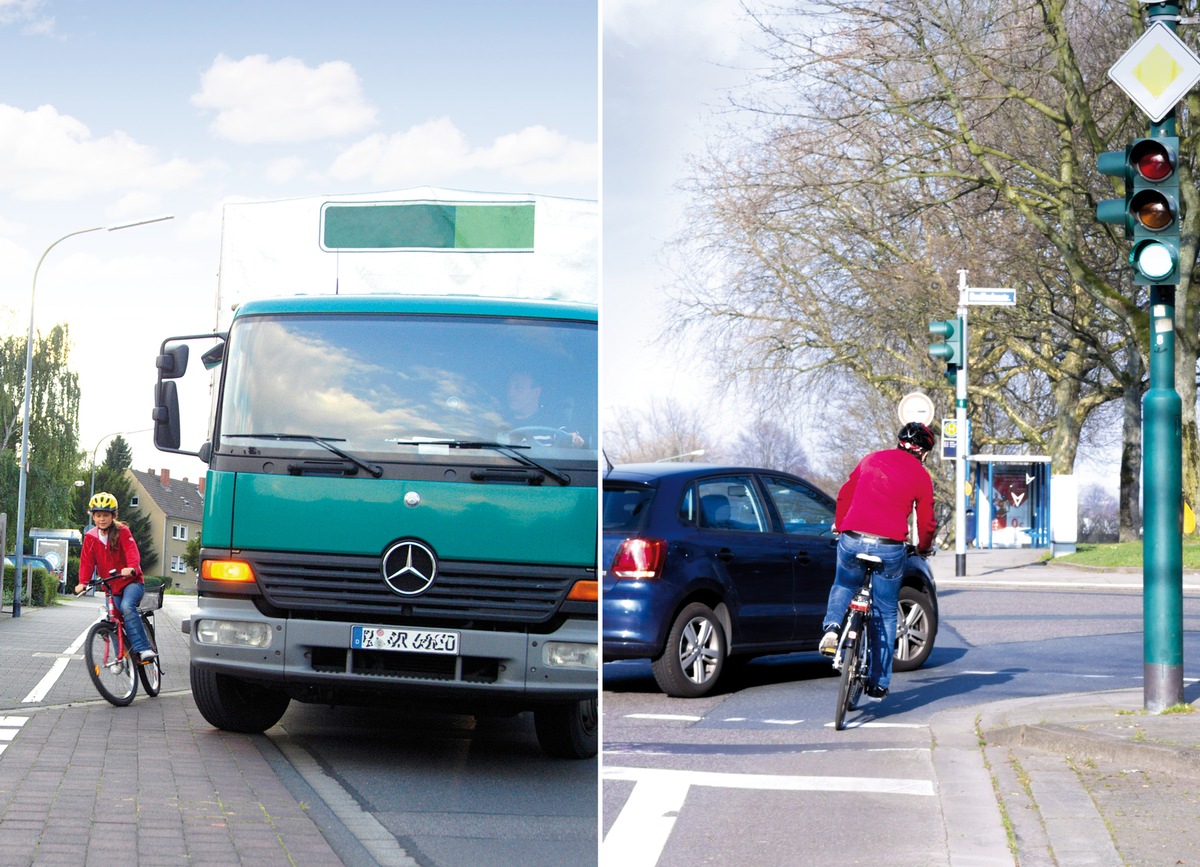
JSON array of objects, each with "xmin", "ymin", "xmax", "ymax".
[{"xmin": 351, "ymin": 625, "xmax": 460, "ymax": 655}]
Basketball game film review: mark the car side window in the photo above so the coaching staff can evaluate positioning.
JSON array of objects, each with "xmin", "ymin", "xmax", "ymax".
[
  {"xmin": 764, "ymin": 475, "xmax": 836, "ymax": 535},
  {"xmin": 694, "ymin": 476, "xmax": 768, "ymax": 532}
]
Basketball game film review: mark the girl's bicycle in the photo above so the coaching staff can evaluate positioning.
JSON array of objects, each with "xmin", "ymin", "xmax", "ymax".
[
  {"xmin": 76, "ymin": 570, "xmax": 163, "ymax": 706},
  {"xmin": 831, "ymin": 552, "xmax": 882, "ymax": 731}
]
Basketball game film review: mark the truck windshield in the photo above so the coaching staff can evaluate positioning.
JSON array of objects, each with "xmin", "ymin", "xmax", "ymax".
[{"xmin": 217, "ymin": 312, "xmax": 597, "ymax": 462}]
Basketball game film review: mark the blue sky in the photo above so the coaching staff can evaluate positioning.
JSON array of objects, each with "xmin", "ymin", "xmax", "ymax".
[
  {"xmin": 602, "ymin": 0, "xmax": 758, "ymax": 444},
  {"xmin": 0, "ymin": 0, "xmax": 597, "ymax": 481}
]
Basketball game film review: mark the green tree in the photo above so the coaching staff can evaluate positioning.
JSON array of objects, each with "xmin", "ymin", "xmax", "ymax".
[{"xmin": 0, "ymin": 325, "xmax": 83, "ymax": 551}]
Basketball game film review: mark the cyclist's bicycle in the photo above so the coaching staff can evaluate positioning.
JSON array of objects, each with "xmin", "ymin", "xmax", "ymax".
[
  {"xmin": 832, "ymin": 552, "xmax": 882, "ymax": 731},
  {"xmin": 76, "ymin": 571, "xmax": 163, "ymax": 706}
]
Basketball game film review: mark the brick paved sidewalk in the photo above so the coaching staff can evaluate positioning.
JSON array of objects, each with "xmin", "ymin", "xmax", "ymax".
[{"xmin": 0, "ymin": 693, "xmax": 342, "ymax": 866}]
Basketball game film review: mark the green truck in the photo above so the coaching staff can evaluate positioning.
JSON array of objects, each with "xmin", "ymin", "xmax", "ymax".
[{"xmin": 153, "ymin": 292, "xmax": 598, "ymax": 757}]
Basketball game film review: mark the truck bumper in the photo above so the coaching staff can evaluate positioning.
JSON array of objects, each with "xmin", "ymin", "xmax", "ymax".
[{"xmin": 188, "ymin": 598, "xmax": 597, "ymax": 705}]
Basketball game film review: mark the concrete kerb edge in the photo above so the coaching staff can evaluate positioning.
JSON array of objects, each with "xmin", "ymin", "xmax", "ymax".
[{"xmin": 948, "ymin": 687, "xmax": 1200, "ymax": 776}]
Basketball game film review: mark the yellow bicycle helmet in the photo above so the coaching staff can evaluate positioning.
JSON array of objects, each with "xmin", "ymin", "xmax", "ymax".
[{"xmin": 88, "ymin": 492, "xmax": 118, "ymax": 513}]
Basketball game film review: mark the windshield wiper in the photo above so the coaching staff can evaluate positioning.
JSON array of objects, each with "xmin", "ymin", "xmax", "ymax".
[
  {"xmin": 397, "ymin": 439, "xmax": 571, "ymax": 486},
  {"xmin": 226, "ymin": 433, "xmax": 383, "ymax": 478}
]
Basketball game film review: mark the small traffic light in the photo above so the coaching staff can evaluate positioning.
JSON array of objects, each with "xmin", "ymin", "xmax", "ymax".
[
  {"xmin": 1096, "ymin": 137, "xmax": 1181, "ymax": 285},
  {"xmin": 929, "ymin": 317, "xmax": 964, "ymax": 373},
  {"xmin": 1128, "ymin": 137, "xmax": 1180, "ymax": 285}
]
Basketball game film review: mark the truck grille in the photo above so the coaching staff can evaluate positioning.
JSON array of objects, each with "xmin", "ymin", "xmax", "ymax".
[{"xmin": 247, "ymin": 550, "xmax": 582, "ymax": 626}]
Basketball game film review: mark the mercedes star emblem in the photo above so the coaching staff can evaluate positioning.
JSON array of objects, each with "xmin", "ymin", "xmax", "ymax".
[{"xmin": 381, "ymin": 540, "xmax": 438, "ymax": 596}]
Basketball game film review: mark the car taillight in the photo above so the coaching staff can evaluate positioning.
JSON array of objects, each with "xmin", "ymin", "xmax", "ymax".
[{"xmin": 610, "ymin": 538, "xmax": 666, "ymax": 580}]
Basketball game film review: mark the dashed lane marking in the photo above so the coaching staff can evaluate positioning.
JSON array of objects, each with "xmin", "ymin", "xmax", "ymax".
[
  {"xmin": 602, "ymin": 765, "xmax": 934, "ymax": 867},
  {"xmin": 625, "ymin": 713, "xmax": 703, "ymax": 722}
]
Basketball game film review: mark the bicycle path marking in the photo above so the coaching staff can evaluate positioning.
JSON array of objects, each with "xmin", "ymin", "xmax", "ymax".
[
  {"xmin": 603, "ymin": 765, "xmax": 934, "ymax": 867},
  {"xmin": 22, "ymin": 624, "xmax": 91, "ymax": 704},
  {"xmin": 0, "ymin": 716, "xmax": 29, "ymax": 757}
]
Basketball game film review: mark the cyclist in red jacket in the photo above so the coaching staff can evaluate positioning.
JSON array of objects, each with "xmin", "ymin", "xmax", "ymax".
[
  {"xmin": 818, "ymin": 422, "xmax": 936, "ymax": 701},
  {"xmin": 76, "ymin": 492, "xmax": 157, "ymax": 662}
]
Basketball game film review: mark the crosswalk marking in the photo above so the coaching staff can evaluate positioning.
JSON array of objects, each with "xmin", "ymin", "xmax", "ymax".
[
  {"xmin": 603, "ymin": 765, "xmax": 934, "ymax": 867},
  {"xmin": 0, "ymin": 716, "xmax": 29, "ymax": 757}
]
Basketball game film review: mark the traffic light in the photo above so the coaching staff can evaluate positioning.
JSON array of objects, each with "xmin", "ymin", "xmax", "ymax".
[
  {"xmin": 1096, "ymin": 136, "xmax": 1181, "ymax": 285},
  {"xmin": 929, "ymin": 318, "xmax": 963, "ymax": 384}
]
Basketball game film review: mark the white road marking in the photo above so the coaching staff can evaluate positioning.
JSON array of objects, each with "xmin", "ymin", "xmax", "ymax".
[
  {"xmin": 23, "ymin": 624, "xmax": 93, "ymax": 704},
  {"xmin": 625, "ymin": 713, "xmax": 703, "ymax": 722},
  {"xmin": 0, "ymin": 716, "xmax": 29, "ymax": 757},
  {"xmin": 823, "ymin": 720, "xmax": 927, "ymax": 729},
  {"xmin": 763, "ymin": 719, "xmax": 804, "ymax": 725},
  {"xmin": 603, "ymin": 765, "xmax": 933, "ymax": 867}
]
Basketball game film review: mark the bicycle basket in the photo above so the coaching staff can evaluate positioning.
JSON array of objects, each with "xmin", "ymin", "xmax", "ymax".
[{"xmin": 138, "ymin": 585, "xmax": 165, "ymax": 612}]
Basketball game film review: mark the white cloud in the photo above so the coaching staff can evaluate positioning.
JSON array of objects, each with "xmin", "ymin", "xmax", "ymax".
[
  {"xmin": 0, "ymin": 103, "xmax": 205, "ymax": 201},
  {"xmin": 604, "ymin": 0, "xmax": 747, "ymax": 57},
  {"xmin": 265, "ymin": 156, "xmax": 310, "ymax": 185},
  {"xmin": 193, "ymin": 54, "xmax": 378, "ymax": 144},
  {"xmin": 329, "ymin": 118, "xmax": 596, "ymax": 188}
]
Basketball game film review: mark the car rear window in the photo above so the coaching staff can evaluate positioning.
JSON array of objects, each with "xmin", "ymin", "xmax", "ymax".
[{"xmin": 603, "ymin": 486, "xmax": 653, "ymax": 532}]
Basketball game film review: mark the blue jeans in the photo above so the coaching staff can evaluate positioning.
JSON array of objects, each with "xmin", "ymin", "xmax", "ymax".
[
  {"xmin": 117, "ymin": 583, "xmax": 152, "ymax": 654},
  {"xmin": 822, "ymin": 534, "xmax": 906, "ymax": 690}
]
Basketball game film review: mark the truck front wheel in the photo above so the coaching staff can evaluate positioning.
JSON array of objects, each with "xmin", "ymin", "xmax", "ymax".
[
  {"xmin": 533, "ymin": 697, "xmax": 598, "ymax": 759},
  {"xmin": 190, "ymin": 665, "xmax": 291, "ymax": 733}
]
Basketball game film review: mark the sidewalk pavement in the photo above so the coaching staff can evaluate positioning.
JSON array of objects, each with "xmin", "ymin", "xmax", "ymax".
[
  {"xmin": 928, "ymin": 546, "xmax": 1200, "ymax": 865},
  {"xmin": 0, "ymin": 594, "xmax": 352, "ymax": 867}
]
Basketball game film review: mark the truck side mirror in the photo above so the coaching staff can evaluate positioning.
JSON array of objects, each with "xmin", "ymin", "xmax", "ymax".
[
  {"xmin": 153, "ymin": 381, "xmax": 181, "ymax": 450},
  {"xmin": 156, "ymin": 344, "xmax": 190, "ymax": 379}
]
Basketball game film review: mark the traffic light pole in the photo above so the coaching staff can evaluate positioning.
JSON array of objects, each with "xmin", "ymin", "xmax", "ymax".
[
  {"xmin": 954, "ymin": 271, "xmax": 969, "ymax": 578},
  {"xmin": 1141, "ymin": 1, "xmax": 1185, "ymax": 713}
]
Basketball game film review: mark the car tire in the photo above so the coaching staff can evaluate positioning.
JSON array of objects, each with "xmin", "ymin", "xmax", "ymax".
[
  {"xmin": 893, "ymin": 585, "xmax": 936, "ymax": 671},
  {"xmin": 652, "ymin": 601, "xmax": 727, "ymax": 697}
]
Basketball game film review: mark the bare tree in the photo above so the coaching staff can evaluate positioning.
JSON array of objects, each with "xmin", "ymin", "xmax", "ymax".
[
  {"xmin": 666, "ymin": 0, "xmax": 1191, "ymax": 540},
  {"xmin": 604, "ymin": 399, "xmax": 717, "ymax": 465}
]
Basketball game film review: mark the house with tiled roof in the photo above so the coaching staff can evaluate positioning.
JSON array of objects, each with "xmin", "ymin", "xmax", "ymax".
[{"xmin": 126, "ymin": 468, "xmax": 205, "ymax": 592}]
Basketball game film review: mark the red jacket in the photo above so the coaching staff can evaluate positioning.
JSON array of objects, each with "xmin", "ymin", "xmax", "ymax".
[
  {"xmin": 79, "ymin": 524, "xmax": 143, "ymax": 595},
  {"xmin": 835, "ymin": 447, "xmax": 936, "ymax": 550}
]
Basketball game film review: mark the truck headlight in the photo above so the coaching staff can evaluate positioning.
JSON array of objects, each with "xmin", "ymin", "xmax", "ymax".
[
  {"xmin": 542, "ymin": 642, "xmax": 597, "ymax": 670},
  {"xmin": 195, "ymin": 619, "xmax": 272, "ymax": 648}
]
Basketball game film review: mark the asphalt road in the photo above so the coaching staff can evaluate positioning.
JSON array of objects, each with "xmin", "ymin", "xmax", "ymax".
[
  {"xmin": 601, "ymin": 582, "xmax": 1200, "ymax": 866},
  {"xmin": 0, "ymin": 594, "xmax": 598, "ymax": 867}
]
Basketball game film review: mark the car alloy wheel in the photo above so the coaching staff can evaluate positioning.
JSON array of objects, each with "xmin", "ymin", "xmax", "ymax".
[
  {"xmin": 893, "ymin": 585, "xmax": 935, "ymax": 672},
  {"xmin": 652, "ymin": 601, "xmax": 727, "ymax": 697}
]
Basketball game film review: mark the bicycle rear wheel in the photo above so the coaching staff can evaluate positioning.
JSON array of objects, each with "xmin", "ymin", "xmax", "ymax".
[
  {"xmin": 834, "ymin": 612, "xmax": 863, "ymax": 731},
  {"xmin": 137, "ymin": 615, "xmax": 161, "ymax": 697},
  {"xmin": 84, "ymin": 621, "xmax": 138, "ymax": 706}
]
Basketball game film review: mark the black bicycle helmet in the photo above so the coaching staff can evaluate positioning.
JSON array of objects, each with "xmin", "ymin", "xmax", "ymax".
[{"xmin": 897, "ymin": 422, "xmax": 936, "ymax": 454}]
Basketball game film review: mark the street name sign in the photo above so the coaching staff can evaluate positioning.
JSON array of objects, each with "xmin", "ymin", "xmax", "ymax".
[
  {"xmin": 1108, "ymin": 22, "xmax": 1200, "ymax": 123},
  {"xmin": 965, "ymin": 287, "xmax": 1016, "ymax": 306}
]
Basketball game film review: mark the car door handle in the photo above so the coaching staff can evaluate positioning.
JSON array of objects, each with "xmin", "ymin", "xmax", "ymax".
[
  {"xmin": 795, "ymin": 551, "xmax": 812, "ymax": 566},
  {"xmin": 717, "ymin": 549, "xmax": 735, "ymax": 562}
]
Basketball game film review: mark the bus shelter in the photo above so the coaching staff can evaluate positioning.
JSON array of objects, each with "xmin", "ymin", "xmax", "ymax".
[{"xmin": 968, "ymin": 456, "xmax": 1051, "ymax": 549}]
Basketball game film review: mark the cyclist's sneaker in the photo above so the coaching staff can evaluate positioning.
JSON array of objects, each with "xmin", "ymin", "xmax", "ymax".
[
  {"xmin": 139, "ymin": 649, "xmax": 158, "ymax": 662},
  {"xmin": 864, "ymin": 683, "xmax": 888, "ymax": 702},
  {"xmin": 819, "ymin": 628, "xmax": 840, "ymax": 657}
]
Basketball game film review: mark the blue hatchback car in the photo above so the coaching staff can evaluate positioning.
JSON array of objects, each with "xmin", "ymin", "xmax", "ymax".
[{"xmin": 602, "ymin": 463, "xmax": 939, "ymax": 697}]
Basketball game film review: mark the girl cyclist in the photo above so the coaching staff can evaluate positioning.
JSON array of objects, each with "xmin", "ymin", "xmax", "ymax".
[{"xmin": 75, "ymin": 492, "xmax": 157, "ymax": 662}]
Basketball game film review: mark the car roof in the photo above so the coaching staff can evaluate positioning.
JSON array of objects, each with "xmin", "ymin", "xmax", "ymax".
[{"xmin": 607, "ymin": 462, "xmax": 790, "ymax": 480}]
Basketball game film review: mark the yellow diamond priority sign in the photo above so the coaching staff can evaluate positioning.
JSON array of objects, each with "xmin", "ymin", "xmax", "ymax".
[{"xmin": 1109, "ymin": 22, "xmax": 1200, "ymax": 123}]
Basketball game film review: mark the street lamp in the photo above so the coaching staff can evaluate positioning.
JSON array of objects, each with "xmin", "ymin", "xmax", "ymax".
[
  {"xmin": 11, "ymin": 216, "xmax": 173, "ymax": 617},
  {"xmin": 86, "ymin": 427, "xmax": 153, "ymax": 529},
  {"xmin": 655, "ymin": 449, "xmax": 706, "ymax": 462}
]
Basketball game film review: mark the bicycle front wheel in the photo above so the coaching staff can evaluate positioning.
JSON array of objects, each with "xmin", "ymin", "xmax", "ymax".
[
  {"xmin": 137, "ymin": 615, "xmax": 161, "ymax": 697},
  {"xmin": 84, "ymin": 621, "xmax": 138, "ymax": 706},
  {"xmin": 834, "ymin": 612, "xmax": 862, "ymax": 731}
]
